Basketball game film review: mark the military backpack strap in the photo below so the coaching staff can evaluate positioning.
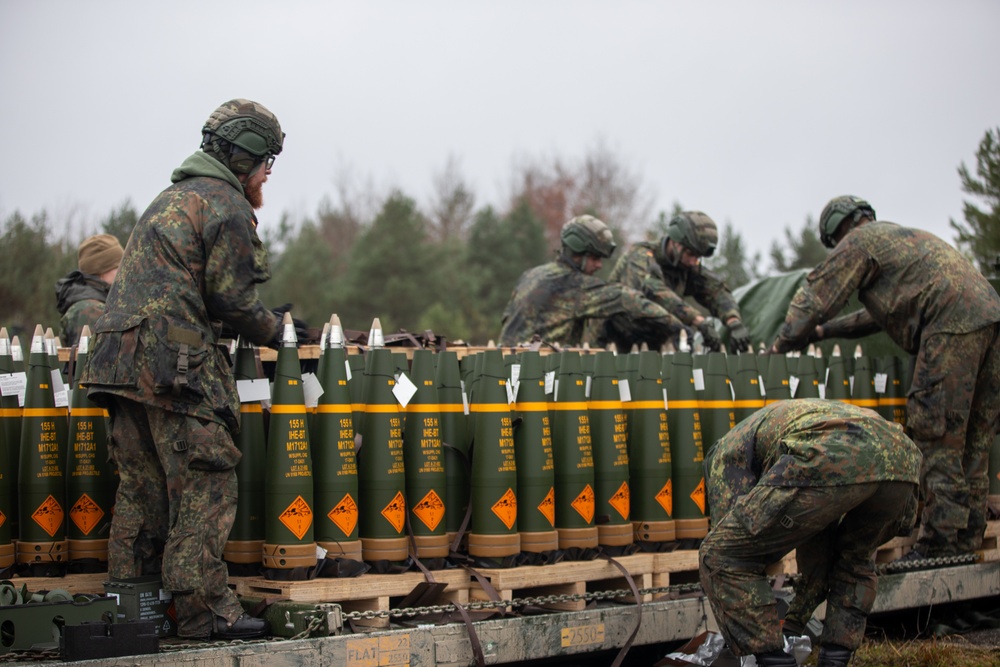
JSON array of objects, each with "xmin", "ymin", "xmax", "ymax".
[{"xmin": 167, "ymin": 324, "xmax": 201, "ymax": 396}]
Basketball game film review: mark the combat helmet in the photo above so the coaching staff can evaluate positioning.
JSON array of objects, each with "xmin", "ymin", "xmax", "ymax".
[
  {"xmin": 819, "ymin": 195, "xmax": 875, "ymax": 248},
  {"xmin": 201, "ymin": 99, "xmax": 285, "ymax": 175},
  {"xmin": 561, "ymin": 215, "xmax": 617, "ymax": 258},
  {"xmin": 664, "ymin": 211, "xmax": 718, "ymax": 259}
]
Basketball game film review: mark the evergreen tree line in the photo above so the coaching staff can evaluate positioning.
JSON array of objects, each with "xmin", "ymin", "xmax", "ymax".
[{"xmin": 2, "ymin": 130, "xmax": 998, "ymax": 344}]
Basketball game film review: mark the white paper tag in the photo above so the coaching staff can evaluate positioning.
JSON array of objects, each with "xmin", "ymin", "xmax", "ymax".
[
  {"xmin": 544, "ymin": 371, "xmax": 555, "ymax": 395},
  {"xmin": 585, "ymin": 376, "xmax": 592, "ymax": 399},
  {"xmin": 316, "ymin": 544, "xmax": 328, "ymax": 560},
  {"xmin": 462, "ymin": 390, "xmax": 470, "ymax": 415},
  {"xmin": 663, "ymin": 387, "xmax": 669, "ymax": 411},
  {"xmin": 54, "ymin": 389, "xmax": 69, "ymax": 408},
  {"xmin": 0, "ymin": 372, "xmax": 26, "ymax": 398},
  {"xmin": 50, "ymin": 368, "xmax": 66, "ymax": 397},
  {"xmin": 818, "ymin": 384, "xmax": 826, "ymax": 400},
  {"xmin": 874, "ymin": 373, "xmax": 888, "ymax": 394},
  {"xmin": 788, "ymin": 375, "xmax": 800, "ymax": 398},
  {"xmin": 758, "ymin": 374, "xmax": 766, "ymax": 397},
  {"xmin": 510, "ymin": 363, "xmax": 521, "ymax": 387},
  {"xmin": 692, "ymin": 368, "xmax": 705, "ymax": 392},
  {"xmin": 849, "ymin": 376, "xmax": 855, "ymax": 394},
  {"xmin": 393, "ymin": 372, "xmax": 418, "ymax": 408},
  {"xmin": 345, "ymin": 359, "xmax": 353, "ymax": 381},
  {"xmin": 237, "ymin": 378, "xmax": 272, "ymax": 403},
  {"xmin": 618, "ymin": 378, "xmax": 631, "ymax": 402},
  {"xmin": 302, "ymin": 372, "xmax": 324, "ymax": 408}
]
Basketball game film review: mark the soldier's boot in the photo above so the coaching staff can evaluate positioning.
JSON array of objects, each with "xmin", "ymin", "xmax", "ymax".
[
  {"xmin": 753, "ymin": 649, "xmax": 798, "ymax": 666},
  {"xmin": 817, "ymin": 643, "xmax": 853, "ymax": 666}
]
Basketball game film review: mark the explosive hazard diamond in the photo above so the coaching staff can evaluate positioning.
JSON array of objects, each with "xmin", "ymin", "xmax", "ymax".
[
  {"xmin": 32, "ymin": 495, "xmax": 64, "ymax": 538},
  {"xmin": 412, "ymin": 489, "xmax": 445, "ymax": 532},
  {"xmin": 278, "ymin": 495, "xmax": 313, "ymax": 540},
  {"xmin": 327, "ymin": 494, "xmax": 358, "ymax": 537},
  {"xmin": 381, "ymin": 491, "xmax": 406, "ymax": 534},
  {"xmin": 655, "ymin": 479, "xmax": 673, "ymax": 517},
  {"xmin": 70, "ymin": 493, "xmax": 105, "ymax": 536},
  {"xmin": 537, "ymin": 487, "xmax": 555, "ymax": 527},
  {"xmin": 609, "ymin": 481, "xmax": 630, "ymax": 521},
  {"xmin": 491, "ymin": 488, "xmax": 517, "ymax": 530},
  {"xmin": 690, "ymin": 477, "xmax": 706, "ymax": 515},
  {"xmin": 571, "ymin": 484, "xmax": 595, "ymax": 524}
]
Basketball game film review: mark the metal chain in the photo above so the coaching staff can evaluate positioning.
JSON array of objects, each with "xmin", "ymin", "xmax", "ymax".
[
  {"xmin": 342, "ymin": 581, "xmax": 705, "ymax": 621},
  {"xmin": 877, "ymin": 552, "xmax": 978, "ymax": 575}
]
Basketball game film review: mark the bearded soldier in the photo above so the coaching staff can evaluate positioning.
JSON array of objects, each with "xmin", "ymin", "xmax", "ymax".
[{"xmin": 81, "ymin": 99, "xmax": 300, "ymax": 640}]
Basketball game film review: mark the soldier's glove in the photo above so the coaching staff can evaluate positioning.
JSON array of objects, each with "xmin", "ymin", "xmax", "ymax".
[
  {"xmin": 268, "ymin": 304, "xmax": 311, "ymax": 348},
  {"xmin": 727, "ymin": 320, "xmax": 752, "ymax": 353},
  {"xmin": 696, "ymin": 320, "xmax": 722, "ymax": 352}
]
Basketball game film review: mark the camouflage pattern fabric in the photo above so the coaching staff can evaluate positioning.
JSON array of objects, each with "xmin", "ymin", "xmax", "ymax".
[
  {"xmin": 699, "ymin": 399, "xmax": 920, "ymax": 657},
  {"xmin": 82, "ymin": 151, "xmax": 280, "ymax": 431},
  {"xmin": 106, "ymin": 397, "xmax": 244, "ymax": 639},
  {"xmin": 81, "ymin": 150, "xmax": 281, "ymax": 639},
  {"xmin": 608, "ymin": 240, "xmax": 742, "ymax": 325},
  {"xmin": 908, "ymin": 325, "xmax": 1000, "ymax": 556},
  {"xmin": 498, "ymin": 255, "xmax": 683, "ymax": 347},
  {"xmin": 54, "ymin": 270, "xmax": 111, "ymax": 346},
  {"xmin": 773, "ymin": 221, "xmax": 1000, "ymax": 557}
]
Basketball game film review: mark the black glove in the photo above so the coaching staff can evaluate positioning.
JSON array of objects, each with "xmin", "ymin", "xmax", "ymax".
[
  {"xmin": 697, "ymin": 320, "xmax": 722, "ymax": 352},
  {"xmin": 727, "ymin": 320, "xmax": 752, "ymax": 353}
]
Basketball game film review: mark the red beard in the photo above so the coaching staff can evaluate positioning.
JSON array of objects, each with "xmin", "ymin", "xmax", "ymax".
[{"xmin": 245, "ymin": 179, "xmax": 264, "ymax": 210}]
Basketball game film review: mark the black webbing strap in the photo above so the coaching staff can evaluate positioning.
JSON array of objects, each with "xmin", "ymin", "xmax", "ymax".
[{"xmin": 599, "ymin": 553, "xmax": 643, "ymax": 667}]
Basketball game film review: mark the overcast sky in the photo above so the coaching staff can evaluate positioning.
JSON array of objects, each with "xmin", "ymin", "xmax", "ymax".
[{"xmin": 2, "ymin": 1, "xmax": 998, "ymax": 261}]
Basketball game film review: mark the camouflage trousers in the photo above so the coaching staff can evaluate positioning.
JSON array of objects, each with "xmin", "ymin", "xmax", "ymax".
[
  {"xmin": 106, "ymin": 397, "xmax": 244, "ymax": 639},
  {"xmin": 699, "ymin": 481, "xmax": 915, "ymax": 656},
  {"xmin": 907, "ymin": 324, "xmax": 1000, "ymax": 557}
]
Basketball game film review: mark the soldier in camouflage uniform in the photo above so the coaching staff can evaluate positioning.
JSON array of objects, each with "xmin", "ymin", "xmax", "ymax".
[
  {"xmin": 498, "ymin": 215, "xmax": 684, "ymax": 347},
  {"xmin": 81, "ymin": 100, "xmax": 287, "ymax": 640},
  {"xmin": 54, "ymin": 233, "xmax": 124, "ymax": 346},
  {"xmin": 772, "ymin": 196, "xmax": 1000, "ymax": 561},
  {"xmin": 700, "ymin": 399, "xmax": 921, "ymax": 667},
  {"xmin": 603, "ymin": 211, "xmax": 752, "ymax": 352}
]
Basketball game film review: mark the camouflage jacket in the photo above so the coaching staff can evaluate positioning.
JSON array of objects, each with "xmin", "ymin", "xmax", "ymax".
[
  {"xmin": 608, "ymin": 241, "xmax": 741, "ymax": 326},
  {"xmin": 499, "ymin": 255, "xmax": 679, "ymax": 346},
  {"xmin": 706, "ymin": 399, "xmax": 921, "ymax": 524},
  {"xmin": 81, "ymin": 151, "xmax": 280, "ymax": 432},
  {"xmin": 775, "ymin": 222, "xmax": 1000, "ymax": 353},
  {"xmin": 55, "ymin": 270, "xmax": 110, "ymax": 346}
]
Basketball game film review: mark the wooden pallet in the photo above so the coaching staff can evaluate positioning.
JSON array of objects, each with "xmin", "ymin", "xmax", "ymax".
[
  {"xmin": 231, "ymin": 568, "xmax": 470, "ymax": 628},
  {"xmin": 469, "ymin": 553, "xmax": 656, "ymax": 611}
]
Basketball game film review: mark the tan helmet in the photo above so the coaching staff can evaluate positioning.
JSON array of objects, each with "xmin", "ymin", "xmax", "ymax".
[
  {"xmin": 664, "ymin": 211, "xmax": 718, "ymax": 258},
  {"xmin": 819, "ymin": 195, "xmax": 875, "ymax": 248}
]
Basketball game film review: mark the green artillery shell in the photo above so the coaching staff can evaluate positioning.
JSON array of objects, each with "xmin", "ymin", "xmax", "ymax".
[
  {"xmin": 0, "ymin": 329, "xmax": 19, "ymax": 552},
  {"xmin": 550, "ymin": 351, "xmax": 598, "ymax": 550},
  {"xmin": 403, "ymin": 350, "xmax": 448, "ymax": 559},
  {"xmin": 763, "ymin": 353, "xmax": 792, "ymax": 405},
  {"xmin": 225, "ymin": 337, "xmax": 268, "ymax": 566},
  {"xmin": 588, "ymin": 351, "xmax": 632, "ymax": 547},
  {"xmin": 264, "ymin": 314, "xmax": 317, "ymax": 569},
  {"xmin": 849, "ymin": 347, "xmax": 879, "ymax": 412},
  {"xmin": 792, "ymin": 353, "xmax": 822, "ymax": 400},
  {"xmin": 824, "ymin": 346, "xmax": 852, "ymax": 402},
  {"xmin": 435, "ymin": 350, "xmax": 469, "ymax": 539},
  {"xmin": 730, "ymin": 353, "xmax": 764, "ymax": 424},
  {"xmin": 468, "ymin": 349, "xmax": 520, "ymax": 558},
  {"xmin": 877, "ymin": 356, "xmax": 907, "ymax": 425},
  {"xmin": 511, "ymin": 350, "xmax": 557, "ymax": 551},
  {"xmin": 66, "ymin": 327, "xmax": 115, "ymax": 563}
]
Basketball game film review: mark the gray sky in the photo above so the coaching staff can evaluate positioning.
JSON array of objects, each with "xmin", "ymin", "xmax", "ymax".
[{"xmin": 2, "ymin": 1, "xmax": 998, "ymax": 260}]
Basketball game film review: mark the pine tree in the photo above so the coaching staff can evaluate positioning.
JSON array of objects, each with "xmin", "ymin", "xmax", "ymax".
[{"xmin": 950, "ymin": 127, "xmax": 1000, "ymax": 273}]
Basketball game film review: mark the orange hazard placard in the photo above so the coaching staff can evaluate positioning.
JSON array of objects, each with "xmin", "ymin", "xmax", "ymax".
[
  {"xmin": 491, "ymin": 488, "xmax": 517, "ymax": 530},
  {"xmin": 381, "ymin": 492, "xmax": 406, "ymax": 534},
  {"xmin": 412, "ymin": 489, "xmax": 445, "ymax": 532},
  {"xmin": 537, "ymin": 487, "xmax": 555, "ymax": 527},
  {"xmin": 328, "ymin": 494, "xmax": 358, "ymax": 537},
  {"xmin": 571, "ymin": 484, "xmax": 595, "ymax": 524},
  {"xmin": 0, "ymin": 510, "xmax": 6, "ymax": 529},
  {"xmin": 69, "ymin": 493, "xmax": 105, "ymax": 536},
  {"xmin": 690, "ymin": 477, "xmax": 706, "ymax": 515},
  {"xmin": 609, "ymin": 481, "xmax": 630, "ymax": 520},
  {"xmin": 655, "ymin": 479, "xmax": 673, "ymax": 517},
  {"xmin": 278, "ymin": 495, "xmax": 314, "ymax": 540},
  {"xmin": 32, "ymin": 495, "xmax": 64, "ymax": 538}
]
